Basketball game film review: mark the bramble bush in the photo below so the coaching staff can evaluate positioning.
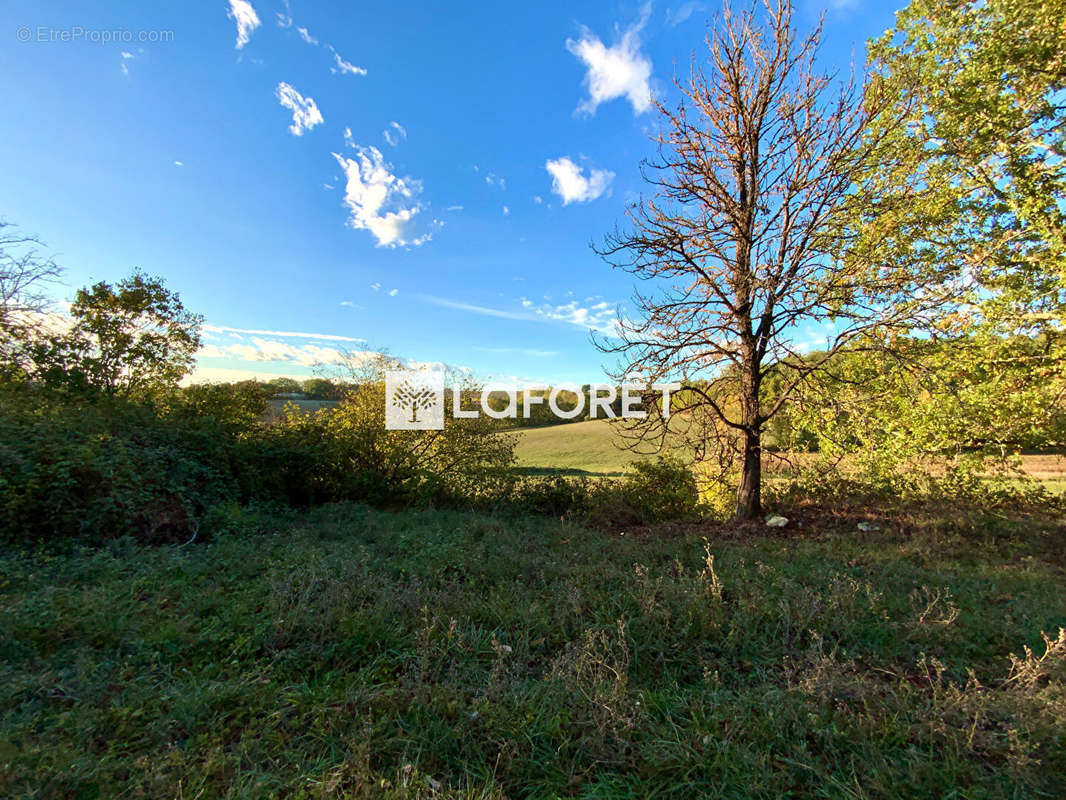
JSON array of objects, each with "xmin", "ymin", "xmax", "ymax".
[
  {"xmin": 0, "ymin": 379, "xmax": 522, "ymax": 543},
  {"xmin": 0, "ymin": 388, "xmax": 237, "ymax": 543}
]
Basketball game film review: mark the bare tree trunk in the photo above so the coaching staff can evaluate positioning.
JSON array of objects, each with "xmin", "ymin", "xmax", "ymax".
[{"xmin": 736, "ymin": 423, "xmax": 762, "ymax": 520}]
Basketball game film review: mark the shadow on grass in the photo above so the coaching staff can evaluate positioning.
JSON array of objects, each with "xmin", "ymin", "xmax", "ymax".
[{"xmin": 511, "ymin": 466, "xmax": 627, "ymax": 478}]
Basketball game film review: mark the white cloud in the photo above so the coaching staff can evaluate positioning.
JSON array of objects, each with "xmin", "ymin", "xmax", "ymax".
[
  {"xmin": 525, "ymin": 298, "xmax": 618, "ymax": 334},
  {"xmin": 120, "ymin": 50, "xmax": 134, "ymax": 76},
  {"xmin": 666, "ymin": 2, "xmax": 704, "ymax": 26},
  {"xmin": 502, "ymin": 205, "xmax": 510, "ymax": 215},
  {"xmin": 330, "ymin": 46, "xmax": 367, "ymax": 76},
  {"xmin": 383, "ymin": 121, "xmax": 407, "ymax": 147},
  {"xmin": 370, "ymin": 282, "xmax": 382, "ymax": 291},
  {"xmin": 566, "ymin": 5, "xmax": 653, "ymax": 115},
  {"xmin": 296, "ymin": 26, "xmax": 317, "ymax": 44},
  {"xmin": 420, "ymin": 294, "xmax": 620, "ymax": 335},
  {"xmin": 388, "ymin": 288, "xmax": 399, "ymax": 296},
  {"xmin": 276, "ymin": 82, "xmax": 324, "ymax": 135},
  {"xmin": 445, "ymin": 205, "xmax": 464, "ymax": 212},
  {"xmin": 198, "ymin": 338, "xmax": 359, "ymax": 367},
  {"xmin": 419, "ymin": 296, "xmax": 531, "ymax": 321},
  {"xmin": 332, "ymin": 145, "xmax": 428, "ymax": 247},
  {"xmin": 173, "ymin": 160, "xmax": 184, "ymax": 167},
  {"xmin": 276, "ymin": 0, "xmax": 292, "ymax": 27},
  {"xmin": 227, "ymin": 0, "xmax": 261, "ymax": 49},
  {"xmin": 484, "ymin": 172, "xmax": 505, "ymax": 190},
  {"xmin": 202, "ymin": 324, "xmax": 364, "ymax": 343},
  {"xmin": 544, "ymin": 157, "xmax": 614, "ymax": 204}
]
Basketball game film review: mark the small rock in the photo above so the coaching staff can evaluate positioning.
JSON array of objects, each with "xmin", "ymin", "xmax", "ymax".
[
  {"xmin": 765, "ymin": 515, "xmax": 788, "ymax": 528},
  {"xmin": 857, "ymin": 522, "xmax": 880, "ymax": 532}
]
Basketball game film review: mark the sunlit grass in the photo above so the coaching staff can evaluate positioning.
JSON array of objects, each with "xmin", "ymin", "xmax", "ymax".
[{"xmin": 2, "ymin": 502, "xmax": 1064, "ymax": 798}]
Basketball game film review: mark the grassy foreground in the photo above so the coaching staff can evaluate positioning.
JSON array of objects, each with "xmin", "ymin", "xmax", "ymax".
[{"xmin": 2, "ymin": 504, "xmax": 1065, "ymax": 799}]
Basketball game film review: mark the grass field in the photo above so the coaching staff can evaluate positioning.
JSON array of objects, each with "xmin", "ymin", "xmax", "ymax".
[
  {"xmin": 2, "ymin": 502, "xmax": 1064, "ymax": 798},
  {"xmin": 513, "ymin": 420, "xmax": 1066, "ymax": 490},
  {"xmin": 512, "ymin": 419, "xmax": 642, "ymax": 475}
]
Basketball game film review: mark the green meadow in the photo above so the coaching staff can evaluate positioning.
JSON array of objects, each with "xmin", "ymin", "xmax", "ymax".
[{"xmin": 3, "ymin": 502, "xmax": 1065, "ymax": 798}]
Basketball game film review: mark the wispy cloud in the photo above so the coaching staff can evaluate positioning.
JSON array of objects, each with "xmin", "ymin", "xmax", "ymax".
[
  {"xmin": 666, "ymin": 1, "xmax": 704, "ymax": 26},
  {"xmin": 276, "ymin": 82, "xmax": 324, "ymax": 135},
  {"xmin": 524, "ymin": 298, "xmax": 619, "ymax": 335},
  {"xmin": 296, "ymin": 26, "xmax": 317, "ymax": 45},
  {"xmin": 275, "ymin": 0, "xmax": 292, "ymax": 27},
  {"xmin": 419, "ymin": 294, "xmax": 620, "ymax": 335},
  {"xmin": 545, "ymin": 157, "xmax": 614, "ymax": 204},
  {"xmin": 120, "ymin": 50, "xmax": 135, "ymax": 76},
  {"xmin": 330, "ymin": 45, "xmax": 367, "ymax": 76},
  {"xmin": 202, "ymin": 324, "xmax": 364, "ymax": 343},
  {"xmin": 383, "ymin": 121, "xmax": 407, "ymax": 146},
  {"xmin": 333, "ymin": 145, "xmax": 428, "ymax": 247},
  {"xmin": 199, "ymin": 338, "xmax": 355, "ymax": 367},
  {"xmin": 227, "ymin": 0, "xmax": 261, "ymax": 50},
  {"xmin": 484, "ymin": 172, "xmax": 505, "ymax": 190},
  {"xmin": 567, "ymin": 4, "xmax": 653, "ymax": 115},
  {"xmin": 419, "ymin": 296, "xmax": 531, "ymax": 321}
]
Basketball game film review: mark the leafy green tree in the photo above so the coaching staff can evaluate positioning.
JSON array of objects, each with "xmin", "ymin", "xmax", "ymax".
[
  {"xmin": 175, "ymin": 380, "xmax": 272, "ymax": 433},
  {"xmin": 268, "ymin": 377, "xmax": 302, "ymax": 396},
  {"xmin": 865, "ymin": 0, "xmax": 1066, "ymax": 339},
  {"xmin": 810, "ymin": 0, "xmax": 1066, "ymax": 478},
  {"xmin": 49, "ymin": 272, "xmax": 202, "ymax": 397},
  {"xmin": 302, "ymin": 377, "xmax": 340, "ymax": 399}
]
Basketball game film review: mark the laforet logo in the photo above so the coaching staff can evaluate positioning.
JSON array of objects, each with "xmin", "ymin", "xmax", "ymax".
[
  {"xmin": 385, "ymin": 370, "xmax": 445, "ymax": 430},
  {"xmin": 384, "ymin": 368, "xmax": 680, "ymax": 430}
]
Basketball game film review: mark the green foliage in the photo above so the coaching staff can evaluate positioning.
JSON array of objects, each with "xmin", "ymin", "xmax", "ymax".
[
  {"xmin": 28, "ymin": 272, "xmax": 203, "ymax": 399},
  {"xmin": 0, "ymin": 388, "xmax": 235, "ymax": 543},
  {"xmin": 244, "ymin": 381, "xmax": 517, "ymax": 508},
  {"xmin": 772, "ymin": 339, "xmax": 1066, "ymax": 504},
  {"xmin": 172, "ymin": 380, "xmax": 272, "ymax": 433},
  {"xmin": 507, "ymin": 457, "xmax": 699, "ymax": 527},
  {"xmin": 612, "ymin": 455, "xmax": 699, "ymax": 523},
  {"xmin": 865, "ymin": 0, "xmax": 1066, "ymax": 338},
  {"xmin": 2, "ymin": 503, "xmax": 1064, "ymax": 797}
]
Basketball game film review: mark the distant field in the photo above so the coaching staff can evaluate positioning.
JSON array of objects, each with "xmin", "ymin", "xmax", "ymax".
[
  {"xmin": 512, "ymin": 419, "xmax": 1066, "ymax": 490},
  {"xmin": 263, "ymin": 402, "xmax": 1066, "ymax": 490},
  {"xmin": 264, "ymin": 397, "xmax": 338, "ymax": 422},
  {"xmin": 511, "ymin": 419, "xmax": 641, "ymax": 475}
]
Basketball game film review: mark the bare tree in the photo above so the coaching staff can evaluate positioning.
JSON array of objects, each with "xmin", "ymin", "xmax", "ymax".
[
  {"xmin": 596, "ymin": 0, "xmax": 938, "ymax": 519},
  {"xmin": 0, "ymin": 220, "xmax": 62, "ymax": 363}
]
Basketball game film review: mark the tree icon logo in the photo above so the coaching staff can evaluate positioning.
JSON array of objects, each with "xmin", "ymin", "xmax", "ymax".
[
  {"xmin": 392, "ymin": 379, "xmax": 436, "ymax": 422},
  {"xmin": 385, "ymin": 370, "xmax": 444, "ymax": 430}
]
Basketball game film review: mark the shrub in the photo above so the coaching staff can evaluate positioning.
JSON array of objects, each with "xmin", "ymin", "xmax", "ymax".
[
  {"xmin": 508, "ymin": 474, "xmax": 592, "ymax": 517},
  {"xmin": 243, "ymin": 383, "xmax": 517, "ymax": 509},
  {"xmin": 0, "ymin": 389, "xmax": 236, "ymax": 543}
]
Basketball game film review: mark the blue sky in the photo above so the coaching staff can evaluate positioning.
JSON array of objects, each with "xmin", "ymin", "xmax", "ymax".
[{"xmin": 1, "ymin": 0, "xmax": 898, "ymax": 384}]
